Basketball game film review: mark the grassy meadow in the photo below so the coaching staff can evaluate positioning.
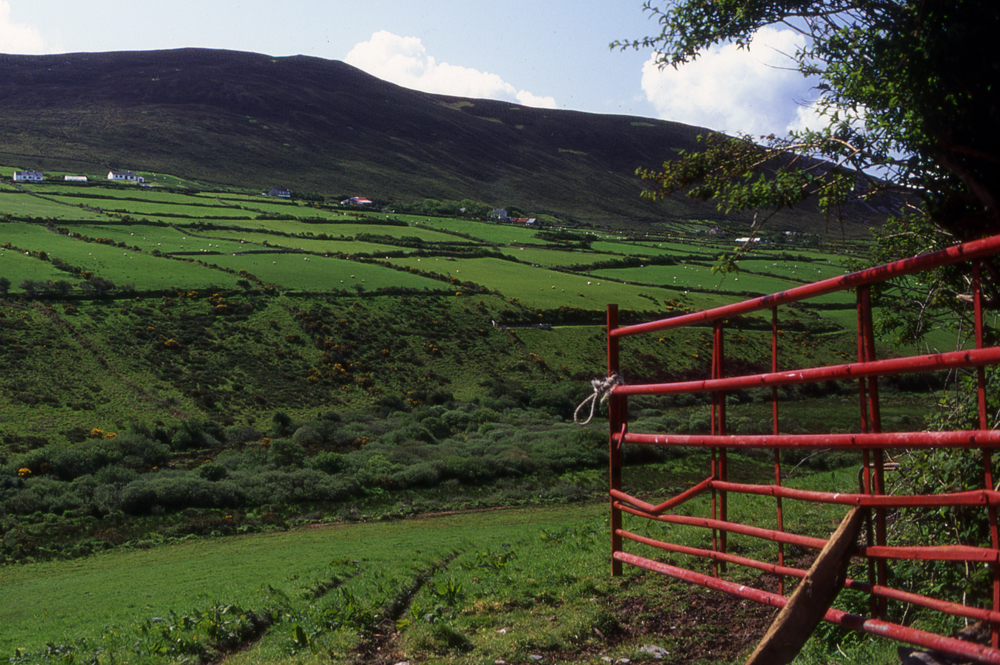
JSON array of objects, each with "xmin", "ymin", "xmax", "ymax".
[{"xmin": 2, "ymin": 465, "xmax": 903, "ymax": 665}]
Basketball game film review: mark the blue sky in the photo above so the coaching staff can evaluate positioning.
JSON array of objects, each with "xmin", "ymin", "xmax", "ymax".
[{"xmin": 0, "ymin": 0, "xmax": 821, "ymax": 137}]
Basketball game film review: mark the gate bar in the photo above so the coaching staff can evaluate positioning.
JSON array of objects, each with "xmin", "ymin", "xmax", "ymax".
[
  {"xmin": 610, "ymin": 233, "xmax": 1000, "ymax": 339},
  {"xmin": 616, "ymin": 551, "xmax": 1000, "ymax": 665}
]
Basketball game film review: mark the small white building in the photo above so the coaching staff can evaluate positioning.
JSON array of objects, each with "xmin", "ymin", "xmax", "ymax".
[
  {"xmin": 107, "ymin": 170, "xmax": 144, "ymax": 183},
  {"xmin": 64, "ymin": 175, "xmax": 88, "ymax": 183},
  {"xmin": 341, "ymin": 196, "xmax": 373, "ymax": 206},
  {"xmin": 13, "ymin": 170, "xmax": 44, "ymax": 182}
]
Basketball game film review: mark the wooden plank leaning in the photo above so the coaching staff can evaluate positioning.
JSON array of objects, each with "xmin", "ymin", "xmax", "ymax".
[{"xmin": 744, "ymin": 506, "xmax": 866, "ymax": 665}]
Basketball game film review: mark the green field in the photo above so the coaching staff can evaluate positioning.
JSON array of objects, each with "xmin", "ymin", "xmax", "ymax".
[
  {"xmin": 1, "ymin": 504, "xmax": 599, "ymax": 656},
  {"xmin": 0, "ymin": 182, "xmax": 864, "ymax": 320},
  {"xmin": 0, "ymin": 467, "xmax": 903, "ymax": 665}
]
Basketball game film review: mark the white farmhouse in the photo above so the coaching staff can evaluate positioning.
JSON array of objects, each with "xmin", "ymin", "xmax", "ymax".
[
  {"xmin": 107, "ymin": 170, "xmax": 144, "ymax": 183},
  {"xmin": 13, "ymin": 170, "xmax": 44, "ymax": 182}
]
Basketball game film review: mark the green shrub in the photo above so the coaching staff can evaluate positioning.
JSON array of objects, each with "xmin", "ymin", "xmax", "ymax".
[
  {"xmin": 271, "ymin": 411, "xmax": 293, "ymax": 437},
  {"xmin": 310, "ymin": 451, "xmax": 347, "ymax": 474},
  {"xmin": 95, "ymin": 465, "xmax": 140, "ymax": 486},
  {"xmin": 468, "ymin": 407, "xmax": 501, "ymax": 427},
  {"xmin": 268, "ymin": 439, "xmax": 305, "ymax": 467},
  {"xmin": 119, "ymin": 481, "xmax": 157, "ymax": 515},
  {"xmin": 1, "ymin": 476, "xmax": 83, "ymax": 515},
  {"xmin": 389, "ymin": 462, "xmax": 440, "ymax": 489},
  {"xmin": 224, "ymin": 425, "xmax": 262, "ymax": 445},
  {"xmin": 382, "ymin": 425, "xmax": 437, "ymax": 446},
  {"xmin": 292, "ymin": 426, "xmax": 321, "ymax": 446},
  {"xmin": 234, "ymin": 468, "xmax": 359, "ymax": 504},
  {"xmin": 120, "ymin": 474, "xmax": 242, "ymax": 515},
  {"xmin": 171, "ymin": 421, "xmax": 220, "ymax": 451},
  {"xmin": 441, "ymin": 409, "xmax": 471, "ymax": 430},
  {"xmin": 109, "ymin": 434, "xmax": 171, "ymax": 468},
  {"xmin": 7, "ymin": 435, "xmax": 169, "ymax": 482},
  {"xmin": 198, "ymin": 463, "xmax": 229, "ymax": 481},
  {"xmin": 420, "ymin": 417, "xmax": 451, "ymax": 440}
]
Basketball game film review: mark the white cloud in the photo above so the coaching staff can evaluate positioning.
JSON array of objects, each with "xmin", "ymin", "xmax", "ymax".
[
  {"xmin": 0, "ymin": 1, "xmax": 47, "ymax": 54},
  {"xmin": 515, "ymin": 89, "xmax": 556, "ymax": 109},
  {"xmin": 786, "ymin": 101, "xmax": 830, "ymax": 134},
  {"xmin": 640, "ymin": 26, "xmax": 817, "ymax": 137},
  {"xmin": 345, "ymin": 30, "xmax": 556, "ymax": 109}
]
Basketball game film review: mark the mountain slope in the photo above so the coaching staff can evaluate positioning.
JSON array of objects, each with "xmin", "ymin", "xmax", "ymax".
[{"xmin": 0, "ymin": 48, "xmax": 869, "ymax": 232}]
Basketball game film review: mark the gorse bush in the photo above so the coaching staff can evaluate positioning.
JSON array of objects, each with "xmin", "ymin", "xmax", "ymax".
[{"xmin": 5, "ymin": 434, "xmax": 171, "ymax": 481}]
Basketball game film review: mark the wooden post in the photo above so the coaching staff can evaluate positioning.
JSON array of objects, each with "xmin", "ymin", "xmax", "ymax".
[
  {"xmin": 744, "ymin": 507, "xmax": 866, "ymax": 665},
  {"xmin": 608, "ymin": 304, "xmax": 623, "ymax": 577}
]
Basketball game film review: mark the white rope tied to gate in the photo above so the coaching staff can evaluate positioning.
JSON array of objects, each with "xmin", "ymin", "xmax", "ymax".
[{"xmin": 574, "ymin": 373, "xmax": 624, "ymax": 425}]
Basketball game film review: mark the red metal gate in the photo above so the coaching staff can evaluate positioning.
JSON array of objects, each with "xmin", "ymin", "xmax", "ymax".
[{"xmin": 605, "ymin": 233, "xmax": 1000, "ymax": 663}]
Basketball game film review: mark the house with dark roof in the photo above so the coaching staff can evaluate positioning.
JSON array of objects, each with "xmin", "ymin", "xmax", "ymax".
[
  {"xmin": 107, "ymin": 170, "xmax": 144, "ymax": 183},
  {"xmin": 13, "ymin": 170, "xmax": 44, "ymax": 182},
  {"xmin": 341, "ymin": 196, "xmax": 373, "ymax": 206},
  {"xmin": 268, "ymin": 187, "xmax": 291, "ymax": 198}
]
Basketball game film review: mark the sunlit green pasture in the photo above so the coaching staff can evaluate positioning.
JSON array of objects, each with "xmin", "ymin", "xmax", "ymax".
[
  {"xmin": 0, "ymin": 505, "xmax": 598, "ymax": 656},
  {"xmin": 2, "ymin": 220, "xmax": 91, "ymax": 251},
  {"xmin": 496, "ymin": 245, "xmax": 621, "ymax": 266},
  {"xmin": 238, "ymin": 199, "xmax": 313, "ymax": 215},
  {"xmin": 411, "ymin": 218, "xmax": 544, "ymax": 244},
  {"xmin": 0, "ymin": 223, "xmax": 238, "ymax": 289},
  {"xmin": 95, "ymin": 251, "xmax": 242, "ymax": 291},
  {"xmin": 144, "ymin": 173, "xmax": 211, "ymax": 189},
  {"xmin": 590, "ymin": 264, "xmax": 864, "ymax": 314},
  {"xmin": 386, "ymin": 255, "xmax": 717, "ymax": 310},
  {"xmin": 205, "ymin": 253, "xmax": 445, "ymax": 292},
  {"xmin": 0, "ymin": 247, "xmax": 71, "ymax": 285},
  {"xmin": 242, "ymin": 205, "xmax": 355, "ymax": 222},
  {"xmin": 592, "ymin": 262, "xmax": 719, "ymax": 290},
  {"xmin": 611, "ymin": 241, "xmax": 722, "ymax": 259},
  {"xmin": 0, "ymin": 192, "xmax": 110, "ymax": 221},
  {"xmin": 587, "ymin": 239, "xmax": 717, "ymax": 257},
  {"xmin": 65, "ymin": 224, "xmax": 247, "ymax": 257},
  {"xmin": 45, "ymin": 197, "xmax": 254, "ymax": 219},
  {"xmin": 624, "ymin": 240, "xmax": 721, "ymax": 256},
  {"xmin": 30, "ymin": 187, "xmax": 223, "ymax": 206},
  {"xmin": 185, "ymin": 219, "xmax": 463, "ymax": 243},
  {"xmin": 202, "ymin": 230, "xmax": 403, "ymax": 256},
  {"xmin": 193, "ymin": 192, "xmax": 273, "ymax": 202},
  {"xmin": 736, "ymin": 257, "xmax": 849, "ymax": 281}
]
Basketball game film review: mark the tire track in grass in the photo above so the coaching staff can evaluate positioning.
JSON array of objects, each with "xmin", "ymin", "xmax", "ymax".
[
  {"xmin": 213, "ymin": 568, "xmax": 362, "ymax": 665},
  {"xmin": 203, "ymin": 607, "xmax": 276, "ymax": 665},
  {"xmin": 352, "ymin": 549, "xmax": 464, "ymax": 665}
]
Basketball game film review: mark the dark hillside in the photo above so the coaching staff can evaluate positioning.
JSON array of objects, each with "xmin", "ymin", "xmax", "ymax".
[{"xmin": 0, "ymin": 48, "xmax": 877, "ymax": 233}]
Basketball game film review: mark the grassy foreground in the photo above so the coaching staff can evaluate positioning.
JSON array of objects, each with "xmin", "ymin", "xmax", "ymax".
[{"xmin": 1, "ymin": 465, "xmax": 901, "ymax": 665}]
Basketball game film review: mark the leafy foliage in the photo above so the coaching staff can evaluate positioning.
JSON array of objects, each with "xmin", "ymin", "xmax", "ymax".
[{"xmin": 619, "ymin": 0, "xmax": 1000, "ymax": 242}]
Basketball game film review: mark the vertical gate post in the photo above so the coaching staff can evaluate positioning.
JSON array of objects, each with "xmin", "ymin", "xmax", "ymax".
[
  {"xmin": 608, "ymin": 304, "xmax": 623, "ymax": 577},
  {"xmin": 772, "ymin": 306, "xmax": 785, "ymax": 596},
  {"xmin": 973, "ymin": 261, "xmax": 1000, "ymax": 649},
  {"xmin": 859, "ymin": 285, "xmax": 887, "ymax": 618},
  {"xmin": 713, "ymin": 321, "xmax": 728, "ymax": 572},
  {"xmin": 857, "ymin": 287, "xmax": 879, "ymax": 616}
]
